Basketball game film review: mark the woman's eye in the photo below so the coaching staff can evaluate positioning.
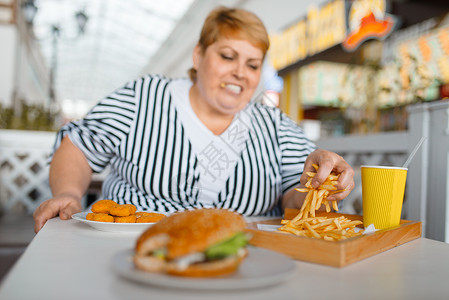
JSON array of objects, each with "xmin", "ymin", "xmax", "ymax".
[
  {"xmin": 248, "ymin": 64, "xmax": 260, "ymax": 70},
  {"xmin": 221, "ymin": 54, "xmax": 233, "ymax": 60}
]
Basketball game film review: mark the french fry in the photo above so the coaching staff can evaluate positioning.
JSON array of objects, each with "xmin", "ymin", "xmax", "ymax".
[
  {"xmin": 315, "ymin": 190, "xmax": 326, "ymax": 209},
  {"xmin": 278, "ymin": 165, "xmax": 363, "ymax": 241},
  {"xmin": 324, "ymin": 201, "xmax": 331, "ymax": 213},
  {"xmin": 311, "ymin": 190, "xmax": 318, "ymax": 218},
  {"xmin": 306, "ymin": 172, "xmax": 316, "ymax": 177},
  {"xmin": 332, "ymin": 200, "xmax": 339, "ymax": 211},
  {"xmin": 304, "ymin": 222, "xmax": 321, "ymax": 239}
]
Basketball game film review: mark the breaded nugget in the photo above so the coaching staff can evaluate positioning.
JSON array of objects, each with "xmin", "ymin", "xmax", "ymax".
[
  {"xmin": 87, "ymin": 213, "xmax": 114, "ymax": 223},
  {"xmin": 114, "ymin": 215, "xmax": 137, "ymax": 223},
  {"xmin": 135, "ymin": 212, "xmax": 166, "ymax": 223},
  {"xmin": 109, "ymin": 204, "xmax": 137, "ymax": 217},
  {"xmin": 135, "ymin": 211, "xmax": 152, "ymax": 217},
  {"xmin": 91, "ymin": 200, "xmax": 117, "ymax": 214}
]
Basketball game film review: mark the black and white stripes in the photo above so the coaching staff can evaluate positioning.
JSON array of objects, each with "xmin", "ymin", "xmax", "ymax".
[{"xmin": 53, "ymin": 74, "xmax": 316, "ymax": 216}]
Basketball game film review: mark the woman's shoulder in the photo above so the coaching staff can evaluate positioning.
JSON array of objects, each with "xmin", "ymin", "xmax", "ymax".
[
  {"xmin": 109, "ymin": 74, "xmax": 172, "ymax": 94},
  {"xmin": 249, "ymin": 101, "xmax": 283, "ymax": 120},
  {"xmin": 248, "ymin": 102, "xmax": 304, "ymax": 132},
  {"xmin": 134, "ymin": 74, "xmax": 173, "ymax": 85}
]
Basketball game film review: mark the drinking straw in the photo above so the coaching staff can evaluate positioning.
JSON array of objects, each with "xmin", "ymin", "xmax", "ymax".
[{"xmin": 403, "ymin": 137, "xmax": 426, "ymax": 168}]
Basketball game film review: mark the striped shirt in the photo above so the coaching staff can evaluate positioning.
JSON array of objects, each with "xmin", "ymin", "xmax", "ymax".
[{"xmin": 53, "ymin": 75, "xmax": 316, "ymax": 216}]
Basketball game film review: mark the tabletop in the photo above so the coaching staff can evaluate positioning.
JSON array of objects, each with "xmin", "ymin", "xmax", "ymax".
[{"xmin": 1, "ymin": 216, "xmax": 449, "ymax": 300}]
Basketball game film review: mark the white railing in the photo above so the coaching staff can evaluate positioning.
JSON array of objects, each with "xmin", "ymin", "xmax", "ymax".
[
  {"xmin": 0, "ymin": 129, "xmax": 107, "ymax": 214},
  {"xmin": 0, "ymin": 130, "xmax": 55, "ymax": 214}
]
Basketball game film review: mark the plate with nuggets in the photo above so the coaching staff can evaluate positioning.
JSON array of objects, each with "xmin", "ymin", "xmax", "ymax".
[{"xmin": 72, "ymin": 200, "xmax": 168, "ymax": 233}]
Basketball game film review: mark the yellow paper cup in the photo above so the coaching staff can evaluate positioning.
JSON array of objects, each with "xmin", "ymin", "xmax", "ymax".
[{"xmin": 361, "ymin": 165, "xmax": 408, "ymax": 230}]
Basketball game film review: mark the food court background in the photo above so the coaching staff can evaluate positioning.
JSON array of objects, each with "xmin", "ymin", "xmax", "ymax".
[
  {"xmin": 271, "ymin": 0, "xmax": 448, "ymax": 139},
  {"xmin": 0, "ymin": 0, "xmax": 448, "ymax": 242}
]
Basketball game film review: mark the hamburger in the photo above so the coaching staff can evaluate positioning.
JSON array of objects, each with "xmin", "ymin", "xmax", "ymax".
[{"xmin": 133, "ymin": 208, "xmax": 249, "ymax": 277}]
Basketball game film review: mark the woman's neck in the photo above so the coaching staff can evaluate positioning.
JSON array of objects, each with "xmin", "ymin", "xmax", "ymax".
[{"xmin": 189, "ymin": 86, "xmax": 234, "ymax": 136}]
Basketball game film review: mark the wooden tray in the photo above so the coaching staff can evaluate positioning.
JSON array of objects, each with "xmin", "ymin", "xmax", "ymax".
[{"xmin": 245, "ymin": 208, "xmax": 422, "ymax": 267}]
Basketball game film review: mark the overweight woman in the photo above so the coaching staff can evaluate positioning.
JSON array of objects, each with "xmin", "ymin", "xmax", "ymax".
[{"xmin": 34, "ymin": 6, "xmax": 354, "ymax": 233}]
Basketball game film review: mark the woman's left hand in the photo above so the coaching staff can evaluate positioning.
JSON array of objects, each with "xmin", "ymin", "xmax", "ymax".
[{"xmin": 301, "ymin": 149, "xmax": 355, "ymax": 202}]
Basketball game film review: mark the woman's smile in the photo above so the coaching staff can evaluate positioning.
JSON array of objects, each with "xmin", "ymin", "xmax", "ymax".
[{"xmin": 221, "ymin": 83, "xmax": 242, "ymax": 95}]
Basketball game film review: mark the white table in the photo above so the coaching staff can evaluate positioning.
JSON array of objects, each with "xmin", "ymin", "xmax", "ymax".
[{"xmin": 1, "ymin": 217, "xmax": 449, "ymax": 300}]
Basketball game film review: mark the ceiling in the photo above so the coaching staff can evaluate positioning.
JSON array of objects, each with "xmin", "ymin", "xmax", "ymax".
[
  {"xmin": 30, "ymin": 0, "xmax": 441, "ymax": 118},
  {"xmin": 31, "ymin": 0, "xmax": 195, "ymax": 113},
  {"xmin": 30, "ymin": 0, "xmax": 331, "ymax": 117}
]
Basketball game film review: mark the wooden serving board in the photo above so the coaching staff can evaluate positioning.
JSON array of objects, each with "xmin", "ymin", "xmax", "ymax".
[{"xmin": 245, "ymin": 208, "xmax": 422, "ymax": 267}]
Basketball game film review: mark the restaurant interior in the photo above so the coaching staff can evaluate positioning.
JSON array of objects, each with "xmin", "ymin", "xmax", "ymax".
[{"xmin": 1, "ymin": 0, "xmax": 449, "ymax": 297}]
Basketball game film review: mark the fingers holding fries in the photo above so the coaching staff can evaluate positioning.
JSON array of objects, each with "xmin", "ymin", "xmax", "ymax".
[
  {"xmin": 296, "ymin": 164, "xmax": 341, "ymax": 213},
  {"xmin": 280, "ymin": 161, "xmax": 362, "ymax": 241},
  {"xmin": 300, "ymin": 149, "xmax": 355, "ymax": 201}
]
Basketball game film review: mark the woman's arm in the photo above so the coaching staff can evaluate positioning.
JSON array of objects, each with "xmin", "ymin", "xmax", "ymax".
[
  {"xmin": 33, "ymin": 136, "xmax": 93, "ymax": 232},
  {"xmin": 49, "ymin": 136, "xmax": 92, "ymax": 201}
]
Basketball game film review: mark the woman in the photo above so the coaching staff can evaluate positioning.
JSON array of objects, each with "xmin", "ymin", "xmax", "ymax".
[{"xmin": 34, "ymin": 7, "xmax": 354, "ymax": 233}]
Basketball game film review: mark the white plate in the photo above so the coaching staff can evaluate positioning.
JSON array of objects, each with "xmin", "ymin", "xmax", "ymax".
[
  {"xmin": 72, "ymin": 212, "xmax": 159, "ymax": 233},
  {"xmin": 111, "ymin": 246, "xmax": 296, "ymax": 290}
]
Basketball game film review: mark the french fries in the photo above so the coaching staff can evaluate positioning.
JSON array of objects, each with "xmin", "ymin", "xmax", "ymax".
[
  {"xmin": 294, "ymin": 164, "xmax": 343, "ymax": 219},
  {"xmin": 278, "ymin": 164, "xmax": 363, "ymax": 241}
]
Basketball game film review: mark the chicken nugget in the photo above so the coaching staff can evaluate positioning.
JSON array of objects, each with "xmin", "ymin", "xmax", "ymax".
[
  {"xmin": 114, "ymin": 215, "xmax": 137, "ymax": 223},
  {"xmin": 91, "ymin": 200, "xmax": 117, "ymax": 214},
  {"xmin": 135, "ymin": 212, "xmax": 166, "ymax": 223},
  {"xmin": 86, "ymin": 213, "xmax": 95, "ymax": 221},
  {"xmin": 109, "ymin": 204, "xmax": 137, "ymax": 217},
  {"xmin": 134, "ymin": 211, "xmax": 154, "ymax": 217},
  {"xmin": 87, "ymin": 213, "xmax": 114, "ymax": 223}
]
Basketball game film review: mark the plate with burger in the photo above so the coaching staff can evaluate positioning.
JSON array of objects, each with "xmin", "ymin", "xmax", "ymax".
[{"xmin": 112, "ymin": 209, "xmax": 295, "ymax": 290}]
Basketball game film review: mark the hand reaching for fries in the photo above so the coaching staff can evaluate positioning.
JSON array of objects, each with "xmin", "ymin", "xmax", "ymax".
[
  {"xmin": 279, "ymin": 153, "xmax": 362, "ymax": 241},
  {"xmin": 300, "ymin": 149, "xmax": 355, "ymax": 203},
  {"xmin": 295, "ymin": 163, "xmax": 342, "ymax": 219}
]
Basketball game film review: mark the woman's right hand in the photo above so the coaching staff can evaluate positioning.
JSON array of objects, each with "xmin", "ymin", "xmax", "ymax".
[
  {"xmin": 34, "ymin": 136, "xmax": 93, "ymax": 233},
  {"xmin": 33, "ymin": 194, "xmax": 82, "ymax": 233}
]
